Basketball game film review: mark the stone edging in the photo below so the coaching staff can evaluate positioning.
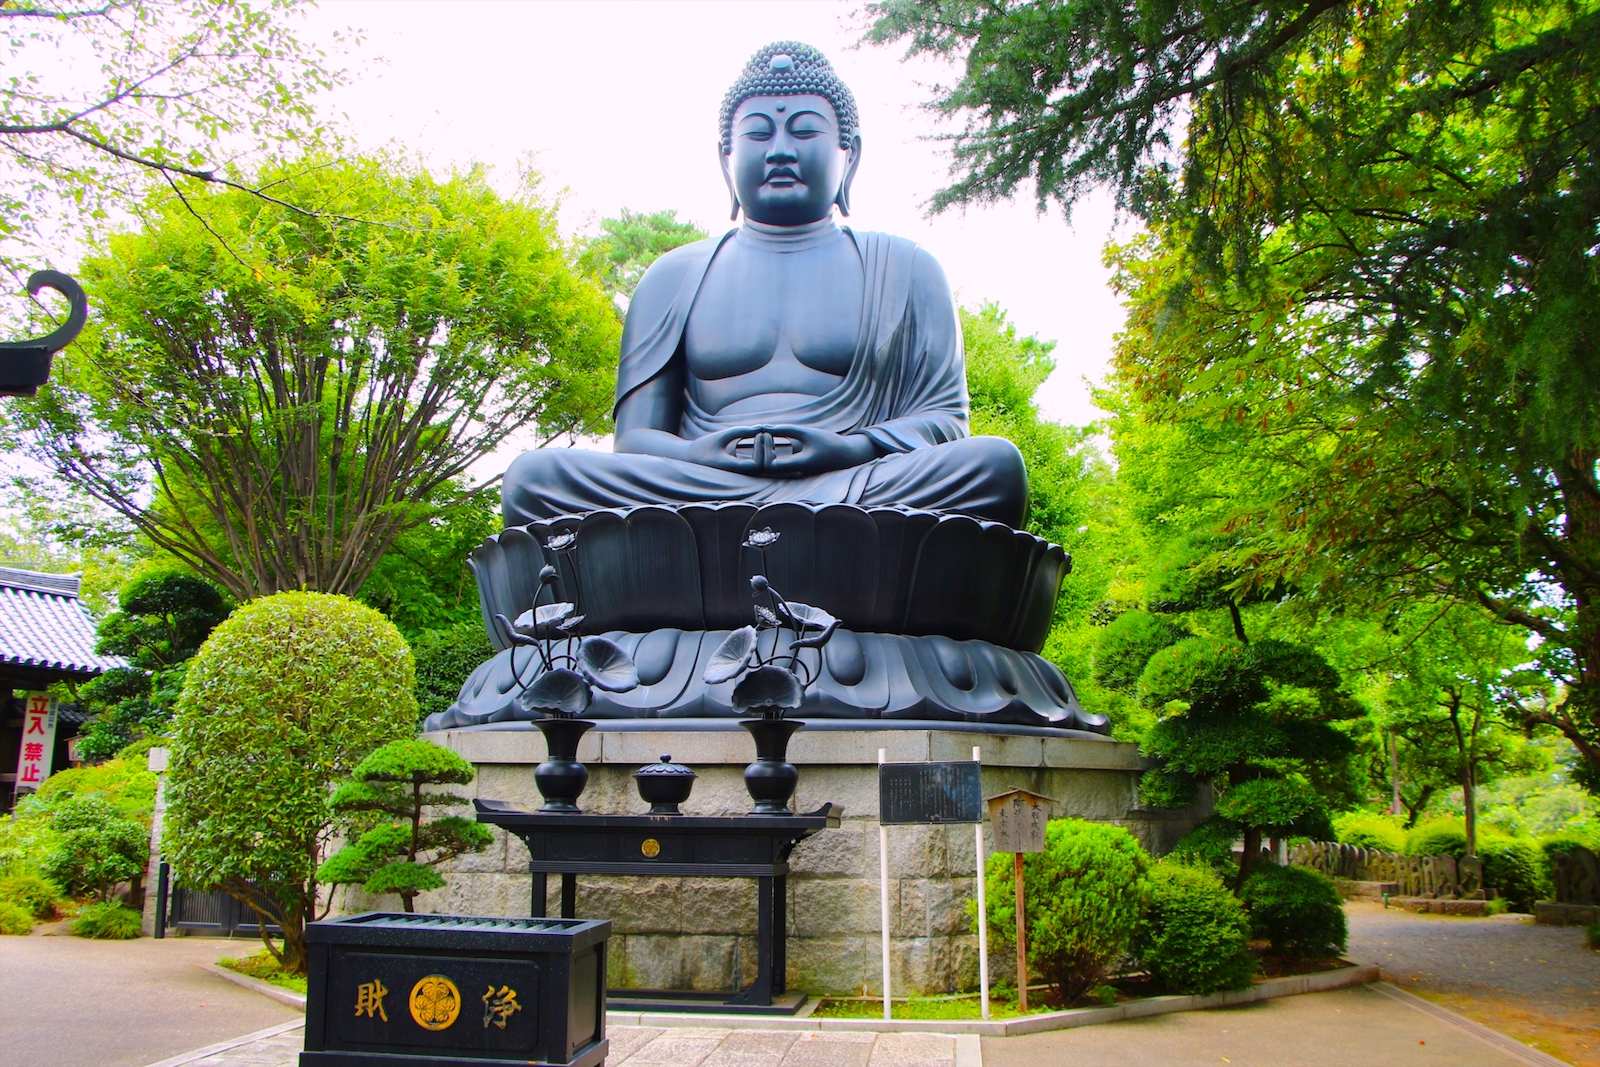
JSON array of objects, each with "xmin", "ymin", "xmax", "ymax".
[
  {"xmin": 1370, "ymin": 982, "xmax": 1569, "ymax": 1067},
  {"xmin": 141, "ymin": 1018, "xmax": 305, "ymax": 1067},
  {"xmin": 197, "ymin": 961, "xmax": 307, "ymax": 1011},
  {"xmin": 608, "ymin": 962, "xmax": 1380, "ymax": 1036}
]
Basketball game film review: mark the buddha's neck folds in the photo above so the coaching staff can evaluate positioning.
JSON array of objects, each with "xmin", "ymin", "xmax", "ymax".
[{"xmin": 738, "ymin": 215, "xmax": 840, "ymax": 252}]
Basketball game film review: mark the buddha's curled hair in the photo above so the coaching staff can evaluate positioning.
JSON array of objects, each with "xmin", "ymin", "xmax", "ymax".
[{"xmin": 719, "ymin": 41, "xmax": 859, "ymax": 154}]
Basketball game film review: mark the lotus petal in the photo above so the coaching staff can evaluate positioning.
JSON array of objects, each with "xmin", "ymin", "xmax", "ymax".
[
  {"xmin": 519, "ymin": 667, "xmax": 592, "ymax": 716},
  {"xmin": 731, "ymin": 664, "xmax": 804, "ymax": 715},
  {"xmin": 779, "ymin": 600, "xmax": 837, "ymax": 632},
  {"xmin": 704, "ymin": 626, "xmax": 757, "ymax": 684},
  {"xmin": 578, "ymin": 636, "xmax": 639, "ymax": 693}
]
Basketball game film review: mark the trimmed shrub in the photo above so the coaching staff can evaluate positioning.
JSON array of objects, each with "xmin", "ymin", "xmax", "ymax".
[
  {"xmin": 1539, "ymin": 833, "xmax": 1598, "ymax": 867},
  {"xmin": 978, "ymin": 818, "xmax": 1149, "ymax": 1002},
  {"xmin": 71, "ymin": 901, "xmax": 142, "ymax": 939},
  {"xmin": 1478, "ymin": 838, "xmax": 1548, "ymax": 913},
  {"xmin": 1332, "ymin": 811, "xmax": 1406, "ymax": 853},
  {"xmin": 1133, "ymin": 860, "xmax": 1255, "ymax": 994},
  {"xmin": 0, "ymin": 873, "xmax": 63, "ymax": 919},
  {"xmin": 40, "ymin": 795, "xmax": 149, "ymax": 902},
  {"xmin": 166, "ymin": 591, "xmax": 417, "ymax": 974},
  {"xmin": 1241, "ymin": 865, "xmax": 1347, "ymax": 958},
  {"xmin": 0, "ymin": 901, "xmax": 34, "ymax": 935},
  {"xmin": 413, "ymin": 623, "xmax": 493, "ymax": 726},
  {"xmin": 1587, "ymin": 922, "xmax": 1599, "ymax": 951},
  {"xmin": 1404, "ymin": 819, "xmax": 1468, "ymax": 859},
  {"xmin": 1168, "ymin": 816, "xmax": 1240, "ymax": 877}
]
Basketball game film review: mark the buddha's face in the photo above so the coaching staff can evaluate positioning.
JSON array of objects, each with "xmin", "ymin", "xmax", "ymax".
[{"xmin": 723, "ymin": 94, "xmax": 861, "ymax": 226}]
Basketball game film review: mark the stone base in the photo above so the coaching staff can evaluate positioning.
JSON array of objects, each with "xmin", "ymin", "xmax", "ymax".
[
  {"xmin": 392, "ymin": 721, "xmax": 1210, "ymax": 998},
  {"xmin": 1534, "ymin": 901, "xmax": 1599, "ymax": 925},
  {"xmin": 1390, "ymin": 897, "xmax": 1496, "ymax": 916}
]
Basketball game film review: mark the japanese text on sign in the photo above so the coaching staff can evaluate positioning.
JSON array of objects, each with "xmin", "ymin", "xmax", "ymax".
[
  {"xmin": 987, "ymin": 789, "xmax": 1049, "ymax": 853},
  {"xmin": 12, "ymin": 692, "xmax": 56, "ymax": 794},
  {"xmin": 878, "ymin": 761, "xmax": 983, "ymax": 825}
]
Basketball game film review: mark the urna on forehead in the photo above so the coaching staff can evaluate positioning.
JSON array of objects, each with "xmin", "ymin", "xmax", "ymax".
[{"xmin": 719, "ymin": 40, "xmax": 860, "ymax": 153}]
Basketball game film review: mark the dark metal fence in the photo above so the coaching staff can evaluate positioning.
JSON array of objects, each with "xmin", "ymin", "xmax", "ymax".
[{"xmin": 155, "ymin": 862, "xmax": 283, "ymax": 938}]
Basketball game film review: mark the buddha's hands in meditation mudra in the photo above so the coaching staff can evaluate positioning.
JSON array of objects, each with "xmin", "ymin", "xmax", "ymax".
[{"xmin": 502, "ymin": 42, "xmax": 1029, "ymax": 529}]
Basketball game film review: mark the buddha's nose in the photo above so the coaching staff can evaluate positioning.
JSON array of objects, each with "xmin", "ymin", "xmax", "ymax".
[{"xmin": 765, "ymin": 142, "xmax": 798, "ymax": 165}]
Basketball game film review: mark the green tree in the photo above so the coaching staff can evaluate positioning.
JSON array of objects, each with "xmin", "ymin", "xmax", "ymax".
[
  {"xmin": 577, "ymin": 208, "xmax": 708, "ymax": 305},
  {"xmin": 1099, "ymin": 612, "xmax": 1356, "ymax": 885},
  {"xmin": 75, "ymin": 570, "xmax": 231, "ymax": 761},
  {"xmin": 318, "ymin": 739, "xmax": 493, "ymax": 913},
  {"xmin": 5, "ymin": 155, "xmax": 621, "ymax": 602},
  {"xmin": 870, "ymin": 0, "xmax": 1600, "ymax": 786},
  {"xmin": 0, "ymin": 0, "xmax": 340, "ymax": 281},
  {"xmin": 164, "ymin": 592, "xmax": 416, "ymax": 973},
  {"xmin": 40, "ymin": 795, "xmax": 147, "ymax": 903}
]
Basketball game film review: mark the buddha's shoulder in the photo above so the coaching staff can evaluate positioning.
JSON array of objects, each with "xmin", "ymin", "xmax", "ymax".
[{"xmin": 846, "ymin": 230, "xmax": 952, "ymax": 289}]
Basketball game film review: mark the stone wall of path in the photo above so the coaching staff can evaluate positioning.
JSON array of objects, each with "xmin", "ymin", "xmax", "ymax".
[{"xmin": 373, "ymin": 727, "xmax": 1211, "ymax": 997}]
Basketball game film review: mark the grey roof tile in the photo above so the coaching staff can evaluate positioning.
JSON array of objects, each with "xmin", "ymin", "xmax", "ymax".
[{"xmin": 0, "ymin": 568, "xmax": 127, "ymax": 676}]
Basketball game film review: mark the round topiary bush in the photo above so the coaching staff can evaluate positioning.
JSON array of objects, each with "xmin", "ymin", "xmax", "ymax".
[
  {"xmin": 1332, "ymin": 811, "xmax": 1405, "ymax": 853},
  {"xmin": 979, "ymin": 818, "xmax": 1150, "ymax": 1002},
  {"xmin": 1133, "ymin": 860, "xmax": 1255, "ymax": 994},
  {"xmin": 1404, "ymin": 819, "xmax": 1468, "ymax": 858},
  {"xmin": 1241, "ymin": 865, "xmax": 1347, "ymax": 959},
  {"xmin": 166, "ymin": 592, "xmax": 417, "ymax": 973},
  {"xmin": 1478, "ymin": 838, "xmax": 1548, "ymax": 913}
]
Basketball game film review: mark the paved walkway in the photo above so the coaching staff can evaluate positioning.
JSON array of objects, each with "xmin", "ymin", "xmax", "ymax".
[
  {"xmin": 0, "ymin": 933, "xmax": 301, "ymax": 1067},
  {"xmin": 146, "ymin": 1022, "xmax": 969, "ymax": 1067},
  {"xmin": 1344, "ymin": 901, "xmax": 1600, "ymax": 1065}
]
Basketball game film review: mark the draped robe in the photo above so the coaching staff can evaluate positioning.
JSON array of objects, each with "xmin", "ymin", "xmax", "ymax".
[{"xmin": 502, "ymin": 227, "xmax": 1028, "ymax": 528}]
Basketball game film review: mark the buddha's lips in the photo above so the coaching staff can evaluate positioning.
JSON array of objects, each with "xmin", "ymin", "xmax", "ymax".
[{"xmin": 765, "ymin": 167, "xmax": 801, "ymax": 185}]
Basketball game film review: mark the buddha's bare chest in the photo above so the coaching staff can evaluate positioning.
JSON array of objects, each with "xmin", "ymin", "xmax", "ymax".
[{"xmin": 684, "ymin": 242, "xmax": 864, "ymax": 396}]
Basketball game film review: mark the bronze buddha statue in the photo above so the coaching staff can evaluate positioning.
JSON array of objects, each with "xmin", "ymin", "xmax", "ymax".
[{"xmin": 502, "ymin": 41, "xmax": 1029, "ymax": 530}]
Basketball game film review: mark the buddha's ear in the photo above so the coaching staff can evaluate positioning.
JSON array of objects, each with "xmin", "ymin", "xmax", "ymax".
[
  {"xmin": 719, "ymin": 149, "xmax": 741, "ymax": 221},
  {"xmin": 836, "ymin": 134, "xmax": 862, "ymax": 217}
]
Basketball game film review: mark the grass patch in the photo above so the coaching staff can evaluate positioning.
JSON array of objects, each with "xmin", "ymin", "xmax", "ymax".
[
  {"xmin": 218, "ymin": 947, "xmax": 308, "ymax": 994},
  {"xmin": 812, "ymin": 987, "xmax": 1112, "ymax": 1020}
]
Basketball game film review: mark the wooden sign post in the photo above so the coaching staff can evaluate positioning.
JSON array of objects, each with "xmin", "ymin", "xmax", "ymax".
[{"xmin": 986, "ymin": 789, "xmax": 1050, "ymax": 1012}]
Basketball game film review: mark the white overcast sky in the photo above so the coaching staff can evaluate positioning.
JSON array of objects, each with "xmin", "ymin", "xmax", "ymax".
[{"xmin": 301, "ymin": 0, "xmax": 1133, "ymax": 434}]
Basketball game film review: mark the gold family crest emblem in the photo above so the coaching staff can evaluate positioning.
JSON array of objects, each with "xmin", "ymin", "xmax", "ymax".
[{"xmin": 409, "ymin": 974, "xmax": 462, "ymax": 1030}]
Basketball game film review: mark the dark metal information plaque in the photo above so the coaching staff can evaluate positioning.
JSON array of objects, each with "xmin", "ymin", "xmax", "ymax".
[{"xmin": 878, "ymin": 761, "xmax": 983, "ymax": 825}]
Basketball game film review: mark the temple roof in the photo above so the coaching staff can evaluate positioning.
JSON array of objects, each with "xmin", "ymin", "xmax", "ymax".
[{"xmin": 0, "ymin": 566, "xmax": 126, "ymax": 681}]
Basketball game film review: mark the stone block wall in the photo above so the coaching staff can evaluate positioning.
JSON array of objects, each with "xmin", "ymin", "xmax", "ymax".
[{"xmin": 399, "ymin": 725, "xmax": 1209, "ymax": 997}]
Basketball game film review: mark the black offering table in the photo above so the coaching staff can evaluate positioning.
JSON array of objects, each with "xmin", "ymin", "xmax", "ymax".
[
  {"xmin": 301, "ymin": 912, "xmax": 609, "ymax": 1067},
  {"xmin": 473, "ymin": 798, "xmax": 841, "ymax": 1015}
]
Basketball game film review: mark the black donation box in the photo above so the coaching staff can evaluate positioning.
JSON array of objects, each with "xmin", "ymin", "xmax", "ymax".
[{"xmin": 301, "ymin": 912, "xmax": 610, "ymax": 1067}]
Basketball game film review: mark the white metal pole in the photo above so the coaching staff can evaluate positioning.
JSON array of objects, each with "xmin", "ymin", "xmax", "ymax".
[
  {"xmin": 879, "ymin": 746, "xmax": 892, "ymax": 1022},
  {"xmin": 973, "ymin": 745, "xmax": 989, "ymax": 1020}
]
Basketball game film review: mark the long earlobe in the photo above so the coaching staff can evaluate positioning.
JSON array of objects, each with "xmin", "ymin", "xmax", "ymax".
[
  {"xmin": 720, "ymin": 150, "xmax": 741, "ymax": 221},
  {"xmin": 838, "ymin": 135, "xmax": 862, "ymax": 218}
]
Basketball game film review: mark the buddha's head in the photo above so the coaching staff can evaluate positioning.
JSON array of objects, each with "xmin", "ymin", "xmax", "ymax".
[{"xmin": 719, "ymin": 42, "xmax": 862, "ymax": 226}]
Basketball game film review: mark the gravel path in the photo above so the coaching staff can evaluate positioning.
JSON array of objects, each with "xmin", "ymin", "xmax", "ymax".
[{"xmin": 1345, "ymin": 902, "xmax": 1600, "ymax": 1064}]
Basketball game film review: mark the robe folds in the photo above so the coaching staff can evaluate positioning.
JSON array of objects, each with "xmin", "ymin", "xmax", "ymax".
[{"xmin": 502, "ymin": 228, "xmax": 1029, "ymax": 528}]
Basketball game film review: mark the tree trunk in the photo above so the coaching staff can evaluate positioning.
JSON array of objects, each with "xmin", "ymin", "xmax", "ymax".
[
  {"xmin": 1462, "ymin": 763, "xmax": 1477, "ymax": 858},
  {"xmin": 1388, "ymin": 732, "xmax": 1403, "ymax": 816},
  {"xmin": 1236, "ymin": 825, "xmax": 1263, "ymax": 891}
]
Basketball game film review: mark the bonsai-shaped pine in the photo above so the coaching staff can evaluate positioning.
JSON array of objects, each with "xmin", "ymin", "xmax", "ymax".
[
  {"xmin": 1096, "ymin": 609, "xmax": 1355, "ymax": 888},
  {"xmin": 494, "ymin": 534, "xmax": 639, "ymax": 717},
  {"xmin": 318, "ymin": 739, "xmax": 494, "ymax": 913},
  {"xmin": 701, "ymin": 528, "xmax": 841, "ymax": 718}
]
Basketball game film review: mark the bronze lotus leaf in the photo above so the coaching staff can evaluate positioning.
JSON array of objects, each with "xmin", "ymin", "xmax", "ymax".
[
  {"xmin": 731, "ymin": 664, "xmax": 804, "ymax": 716},
  {"xmin": 577, "ymin": 636, "xmax": 639, "ymax": 693},
  {"xmin": 778, "ymin": 600, "xmax": 836, "ymax": 631},
  {"xmin": 704, "ymin": 626, "xmax": 758, "ymax": 684},
  {"xmin": 520, "ymin": 666, "xmax": 592, "ymax": 717}
]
